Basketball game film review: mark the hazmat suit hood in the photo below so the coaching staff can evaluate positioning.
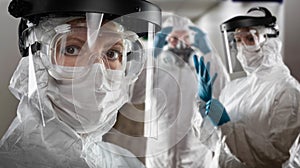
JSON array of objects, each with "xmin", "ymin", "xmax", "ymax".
[
  {"xmin": 0, "ymin": 52, "xmax": 145, "ymax": 167},
  {"xmin": 238, "ymin": 37, "xmax": 287, "ymax": 75}
]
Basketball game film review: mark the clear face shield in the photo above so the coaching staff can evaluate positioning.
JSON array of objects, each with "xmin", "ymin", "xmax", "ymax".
[
  {"xmin": 23, "ymin": 12, "xmax": 157, "ymax": 135},
  {"xmin": 221, "ymin": 26, "xmax": 266, "ymax": 77}
]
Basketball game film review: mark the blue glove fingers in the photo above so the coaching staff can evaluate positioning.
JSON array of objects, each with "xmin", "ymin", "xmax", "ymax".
[
  {"xmin": 197, "ymin": 56, "xmax": 212, "ymax": 102},
  {"xmin": 206, "ymin": 61, "xmax": 210, "ymax": 75},
  {"xmin": 204, "ymin": 62, "xmax": 211, "ymax": 83},
  {"xmin": 199, "ymin": 56, "xmax": 205, "ymax": 78},
  {"xmin": 193, "ymin": 55, "xmax": 200, "ymax": 74}
]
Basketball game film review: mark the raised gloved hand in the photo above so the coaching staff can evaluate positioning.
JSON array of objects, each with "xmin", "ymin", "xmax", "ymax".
[
  {"xmin": 154, "ymin": 26, "xmax": 173, "ymax": 57},
  {"xmin": 189, "ymin": 26, "xmax": 211, "ymax": 55},
  {"xmin": 193, "ymin": 55, "xmax": 216, "ymax": 102},
  {"xmin": 193, "ymin": 55, "xmax": 230, "ymax": 126}
]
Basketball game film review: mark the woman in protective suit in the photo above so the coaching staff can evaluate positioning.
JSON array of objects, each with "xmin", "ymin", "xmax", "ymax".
[
  {"xmin": 194, "ymin": 7, "xmax": 300, "ymax": 168},
  {"xmin": 0, "ymin": 0, "xmax": 161, "ymax": 167}
]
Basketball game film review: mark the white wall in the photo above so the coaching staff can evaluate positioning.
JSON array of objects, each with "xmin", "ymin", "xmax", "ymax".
[
  {"xmin": 0, "ymin": 1, "xmax": 20, "ymax": 138},
  {"xmin": 284, "ymin": 0, "xmax": 300, "ymax": 81}
]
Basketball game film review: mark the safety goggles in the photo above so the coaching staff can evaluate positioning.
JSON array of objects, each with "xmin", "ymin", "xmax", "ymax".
[{"xmin": 22, "ymin": 13, "xmax": 156, "ymax": 80}]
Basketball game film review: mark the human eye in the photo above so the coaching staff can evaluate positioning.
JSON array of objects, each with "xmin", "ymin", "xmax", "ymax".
[
  {"xmin": 103, "ymin": 49, "xmax": 122, "ymax": 61},
  {"xmin": 62, "ymin": 45, "xmax": 81, "ymax": 56}
]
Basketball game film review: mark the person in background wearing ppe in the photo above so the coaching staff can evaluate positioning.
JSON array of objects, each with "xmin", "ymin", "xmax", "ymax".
[
  {"xmin": 143, "ymin": 14, "xmax": 229, "ymax": 168},
  {"xmin": 154, "ymin": 14, "xmax": 229, "ymax": 99},
  {"xmin": 194, "ymin": 6, "xmax": 300, "ymax": 168},
  {"xmin": 0, "ymin": 0, "xmax": 161, "ymax": 167}
]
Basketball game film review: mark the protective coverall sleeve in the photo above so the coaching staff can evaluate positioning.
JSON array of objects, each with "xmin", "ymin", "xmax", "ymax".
[
  {"xmin": 220, "ymin": 88, "xmax": 300, "ymax": 168},
  {"xmin": 191, "ymin": 110, "xmax": 247, "ymax": 168}
]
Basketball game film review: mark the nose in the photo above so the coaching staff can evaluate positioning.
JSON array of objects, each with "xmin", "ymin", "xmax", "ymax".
[
  {"xmin": 90, "ymin": 51, "xmax": 104, "ymax": 64},
  {"xmin": 93, "ymin": 57, "xmax": 103, "ymax": 64}
]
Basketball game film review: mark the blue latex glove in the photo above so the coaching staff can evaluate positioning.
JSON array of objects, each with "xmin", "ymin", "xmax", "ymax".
[
  {"xmin": 154, "ymin": 26, "xmax": 173, "ymax": 57},
  {"xmin": 193, "ymin": 55, "xmax": 216, "ymax": 102},
  {"xmin": 193, "ymin": 55, "xmax": 230, "ymax": 126},
  {"xmin": 189, "ymin": 26, "xmax": 211, "ymax": 55}
]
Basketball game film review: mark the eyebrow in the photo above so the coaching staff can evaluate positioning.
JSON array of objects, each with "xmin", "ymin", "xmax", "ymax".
[
  {"xmin": 68, "ymin": 37, "xmax": 86, "ymax": 43},
  {"xmin": 56, "ymin": 36, "xmax": 86, "ymax": 49},
  {"xmin": 103, "ymin": 40, "xmax": 124, "ymax": 50}
]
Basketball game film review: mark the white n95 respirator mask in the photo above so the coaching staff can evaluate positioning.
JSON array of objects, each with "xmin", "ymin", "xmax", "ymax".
[{"xmin": 47, "ymin": 63, "xmax": 129, "ymax": 134}]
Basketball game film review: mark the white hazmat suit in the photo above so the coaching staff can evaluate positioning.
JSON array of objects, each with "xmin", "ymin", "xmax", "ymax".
[
  {"xmin": 193, "ymin": 7, "xmax": 300, "ymax": 168},
  {"xmin": 0, "ymin": 56, "xmax": 144, "ymax": 168},
  {"xmin": 0, "ymin": 0, "xmax": 162, "ymax": 167},
  {"xmin": 218, "ymin": 38, "xmax": 300, "ymax": 168},
  {"xmin": 145, "ymin": 14, "xmax": 229, "ymax": 168}
]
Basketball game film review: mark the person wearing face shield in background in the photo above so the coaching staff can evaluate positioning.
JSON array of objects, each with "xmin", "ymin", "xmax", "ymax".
[
  {"xmin": 138, "ymin": 14, "xmax": 230, "ymax": 168},
  {"xmin": 194, "ymin": 6, "xmax": 300, "ymax": 168},
  {"xmin": 0, "ymin": 0, "xmax": 161, "ymax": 167}
]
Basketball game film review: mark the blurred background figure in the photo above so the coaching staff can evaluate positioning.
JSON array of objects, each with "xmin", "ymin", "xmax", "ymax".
[
  {"xmin": 155, "ymin": 13, "xmax": 229, "ymax": 99},
  {"xmin": 143, "ymin": 13, "xmax": 228, "ymax": 168}
]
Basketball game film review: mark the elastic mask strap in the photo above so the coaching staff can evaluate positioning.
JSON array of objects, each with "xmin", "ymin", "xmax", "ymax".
[{"xmin": 28, "ymin": 45, "xmax": 45, "ymax": 127}]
